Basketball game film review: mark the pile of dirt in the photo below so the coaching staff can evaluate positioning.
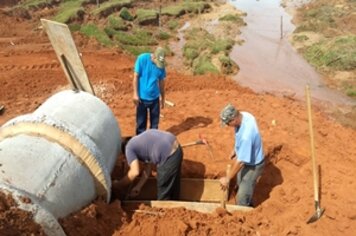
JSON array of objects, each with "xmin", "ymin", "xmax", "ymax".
[{"xmin": 0, "ymin": 192, "xmax": 45, "ymax": 235}]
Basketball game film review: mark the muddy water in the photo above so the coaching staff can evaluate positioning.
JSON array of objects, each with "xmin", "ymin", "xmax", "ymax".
[{"xmin": 229, "ymin": 0, "xmax": 355, "ymax": 107}]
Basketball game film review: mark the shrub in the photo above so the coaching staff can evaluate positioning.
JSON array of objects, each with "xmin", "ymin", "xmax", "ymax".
[{"xmin": 120, "ymin": 7, "xmax": 134, "ymax": 21}]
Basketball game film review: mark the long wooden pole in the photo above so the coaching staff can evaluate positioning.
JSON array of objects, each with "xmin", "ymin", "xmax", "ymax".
[{"xmin": 306, "ymin": 85, "xmax": 319, "ymax": 205}]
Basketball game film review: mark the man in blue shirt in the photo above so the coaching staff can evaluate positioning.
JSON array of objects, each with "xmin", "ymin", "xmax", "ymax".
[
  {"xmin": 115, "ymin": 129, "xmax": 183, "ymax": 200},
  {"xmin": 133, "ymin": 47, "xmax": 166, "ymax": 134},
  {"xmin": 219, "ymin": 104, "xmax": 265, "ymax": 206}
]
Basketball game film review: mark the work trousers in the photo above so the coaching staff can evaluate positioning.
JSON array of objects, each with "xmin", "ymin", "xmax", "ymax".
[
  {"xmin": 237, "ymin": 159, "xmax": 265, "ymax": 206},
  {"xmin": 136, "ymin": 98, "xmax": 160, "ymax": 135},
  {"xmin": 157, "ymin": 146, "xmax": 183, "ymax": 200}
]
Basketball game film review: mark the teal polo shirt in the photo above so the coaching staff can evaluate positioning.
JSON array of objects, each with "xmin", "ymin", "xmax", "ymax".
[{"xmin": 134, "ymin": 53, "xmax": 166, "ymax": 101}]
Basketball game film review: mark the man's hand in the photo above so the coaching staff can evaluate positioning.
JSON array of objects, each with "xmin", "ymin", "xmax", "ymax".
[
  {"xmin": 129, "ymin": 186, "xmax": 141, "ymax": 197},
  {"xmin": 229, "ymin": 150, "xmax": 236, "ymax": 160},
  {"xmin": 219, "ymin": 177, "xmax": 229, "ymax": 191},
  {"xmin": 133, "ymin": 94, "xmax": 139, "ymax": 106}
]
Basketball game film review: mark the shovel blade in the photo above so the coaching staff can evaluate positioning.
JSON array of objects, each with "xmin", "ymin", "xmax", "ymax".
[{"xmin": 307, "ymin": 207, "xmax": 325, "ymax": 224}]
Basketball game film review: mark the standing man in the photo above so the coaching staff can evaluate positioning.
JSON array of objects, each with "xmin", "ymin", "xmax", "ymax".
[
  {"xmin": 133, "ymin": 47, "xmax": 166, "ymax": 135},
  {"xmin": 116, "ymin": 129, "xmax": 183, "ymax": 200},
  {"xmin": 219, "ymin": 104, "xmax": 265, "ymax": 207}
]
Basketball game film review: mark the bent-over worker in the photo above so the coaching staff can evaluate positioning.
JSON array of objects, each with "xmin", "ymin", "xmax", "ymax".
[
  {"xmin": 116, "ymin": 129, "xmax": 183, "ymax": 200},
  {"xmin": 219, "ymin": 104, "xmax": 265, "ymax": 207}
]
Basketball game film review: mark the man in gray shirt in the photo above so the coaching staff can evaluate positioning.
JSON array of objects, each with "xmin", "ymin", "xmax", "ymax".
[{"xmin": 116, "ymin": 129, "xmax": 183, "ymax": 200}]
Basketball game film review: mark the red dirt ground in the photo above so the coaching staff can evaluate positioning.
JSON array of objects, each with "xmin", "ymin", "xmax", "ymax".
[{"xmin": 0, "ymin": 4, "xmax": 356, "ymax": 236}]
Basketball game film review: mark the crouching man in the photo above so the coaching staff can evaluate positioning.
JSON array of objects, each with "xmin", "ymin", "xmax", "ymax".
[{"xmin": 115, "ymin": 129, "xmax": 183, "ymax": 200}]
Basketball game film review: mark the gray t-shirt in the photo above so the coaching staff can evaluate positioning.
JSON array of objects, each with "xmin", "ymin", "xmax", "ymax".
[{"xmin": 126, "ymin": 129, "xmax": 176, "ymax": 166}]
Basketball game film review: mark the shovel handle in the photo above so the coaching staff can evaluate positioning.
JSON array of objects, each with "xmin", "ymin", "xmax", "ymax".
[
  {"xmin": 306, "ymin": 85, "xmax": 319, "ymax": 202},
  {"xmin": 221, "ymin": 164, "xmax": 232, "ymax": 208}
]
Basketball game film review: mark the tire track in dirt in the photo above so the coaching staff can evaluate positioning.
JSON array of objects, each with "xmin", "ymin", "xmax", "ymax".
[{"xmin": 0, "ymin": 62, "xmax": 60, "ymax": 72}]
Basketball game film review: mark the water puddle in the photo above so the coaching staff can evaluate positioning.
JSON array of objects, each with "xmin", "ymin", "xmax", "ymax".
[
  {"xmin": 229, "ymin": 0, "xmax": 355, "ymax": 107},
  {"xmin": 168, "ymin": 22, "xmax": 190, "ymax": 73}
]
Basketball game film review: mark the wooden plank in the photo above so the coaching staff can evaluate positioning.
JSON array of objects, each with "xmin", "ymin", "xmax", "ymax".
[
  {"xmin": 41, "ymin": 19, "xmax": 94, "ymax": 95},
  {"xmin": 129, "ymin": 177, "xmax": 224, "ymax": 202},
  {"xmin": 122, "ymin": 200, "xmax": 253, "ymax": 214}
]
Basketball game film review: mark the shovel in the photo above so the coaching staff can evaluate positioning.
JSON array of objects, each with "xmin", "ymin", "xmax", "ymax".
[
  {"xmin": 305, "ymin": 85, "xmax": 325, "ymax": 224},
  {"xmin": 181, "ymin": 134, "xmax": 214, "ymax": 158}
]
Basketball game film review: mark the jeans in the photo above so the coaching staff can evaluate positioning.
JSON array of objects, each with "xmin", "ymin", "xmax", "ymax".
[
  {"xmin": 157, "ymin": 146, "xmax": 183, "ymax": 200},
  {"xmin": 237, "ymin": 160, "xmax": 265, "ymax": 206},
  {"xmin": 136, "ymin": 98, "xmax": 160, "ymax": 135}
]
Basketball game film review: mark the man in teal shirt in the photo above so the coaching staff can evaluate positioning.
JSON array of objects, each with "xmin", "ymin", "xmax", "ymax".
[
  {"xmin": 219, "ymin": 104, "xmax": 265, "ymax": 206},
  {"xmin": 133, "ymin": 47, "xmax": 166, "ymax": 134}
]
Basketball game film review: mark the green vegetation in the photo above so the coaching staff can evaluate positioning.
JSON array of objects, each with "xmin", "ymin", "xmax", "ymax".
[
  {"xmin": 80, "ymin": 24, "xmax": 113, "ymax": 46},
  {"xmin": 293, "ymin": 34, "xmax": 309, "ymax": 42},
  {"xmin": 156, "ymin": 31, "xmax": 171, "ymax": 40},
  {"xmin": 53, "ymin": 0, "xmax": 85, "ymax": 23},
  {"xmin": 19, "ymin": 0, "xmax": 48, "ymax": 9},
  {"xmin": 183, "ymin": 27, "xmax": 236, "ymax": 75},
  {"xmin": 121, "ymin": 45, "xmax": 152, "ymax": 56},
  {"xmin": 193, "ymin": 55, "xmax": 219, "ymax": 75},
  {"xmin": 114, "ymin": 29, "xmax": 158, "ymax": 46},
  {"xmin": 136, "ymin": 9, "xmax": 158, "ymax": 24},
  {"xmin": 211, "ymin": 39, "xmax": 234, "ymax": 54},
  {"xmin": 219, "ymin": 13, "xmax": 245, "ymax": 26},
  {"xmin": 167, "ymin": 20, "xmax": 179, "ymax": 31},
  {"xmin": 162, "ymin": 1, "xmax": 210, "ymax": 16},
  {"xmin": 295, "ymin": 5, "xmax": 345, "ymax": 34},
  {"xmin": 17, "ymin": 0, "xmax": 241, "ymax": 77},
  {"xmin": 68, "ymin": 23, "xmax": 81, "ymax": 32},
  {"xmin": 92, "ymin": 0, "xmax": 133, "ymax": 16},
  {"xmin": 293, "ymin": 0, "xmax": 356, "ymax": 98},
  {"xmin": 346, "ymin": 88, "xmax": 356, "ymax": 97},
  {"xmin": 108, "ymin": 14, "xmax": 127, "ymax": 30},
  {"xmin": 304, "ymin": 36, "xmax": 356, "ymax": 71},
  {"xmin": 119, "ymin": 7, "xmax": 134, "ymax": 21}
]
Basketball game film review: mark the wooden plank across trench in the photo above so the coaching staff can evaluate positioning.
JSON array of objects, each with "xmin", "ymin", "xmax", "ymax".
[
  {"xmin": 123, "ymin": 177, "xmax": 253, "ymax": 213},
  {"xmin": 129, "ymin": 177, "xmax": 224, "ymax": 202},
  {"xmin": 122, "ymin": 200, "xmax": 253, "ymax": 214}
]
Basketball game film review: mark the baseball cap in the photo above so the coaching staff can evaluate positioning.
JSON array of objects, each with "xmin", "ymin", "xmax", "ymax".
[
  {"xmin": 154, "ymin": 47, "xmax": 165, "ymax": 68},
  {"xmin": 220, "ymin": 104, "xmax": 238, "ymax": 126}
]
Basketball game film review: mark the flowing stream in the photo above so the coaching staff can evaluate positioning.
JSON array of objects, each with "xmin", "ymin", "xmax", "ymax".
[{"xmin": 229, "ymin": 0, "xmax": 355, "ymax": 107}]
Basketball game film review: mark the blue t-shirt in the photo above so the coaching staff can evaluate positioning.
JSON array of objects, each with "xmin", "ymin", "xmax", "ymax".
[
  {"xmin": 234, "ymin": 112, "xmax": 264, "ymax": 165},
  {"xmin": 134, "ymin": 53, "xmax": 166, "ymax": 101},
  {"xmin": 125, "ymin": 129, "xmax": 176, "ymax": 166}
]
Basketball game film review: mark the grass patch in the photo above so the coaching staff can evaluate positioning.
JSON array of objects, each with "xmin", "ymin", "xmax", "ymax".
[
  {"xmin": 108, "ymin": 14, "xmax": 127, "ymax": 30},
  {"xmin": 18, "ymin": 0, "xmax": 48, "ymax": 9},
  {"xmin": 293, "ymin": 34, "xmax": 309, "ymax": 42},
  {"xmin": 219, "ymin": 13, "xmax": 245, "ymax": 26},
  {"xmin": 304, "ymin": 35, "xmax": 356, "ymax": 71},
  {"xmin": 346, "ymin": 88, "xmax": 356, "ymax": 97},
  {"xmin": 193, "ymin": 55, "xmax": 219, "ymax": 75},
  {"xmin": 295, "ymin": 4, "xmax": 346, "ymax": 34},
  {"xmin": 211, "ymin": 38, "xmax": 234, "ymax": 54},
  {"xmin": 161, "ymin": 1, "xmax": 211, "ymax": 17},
  {"xmin": 52, "ymin": 0, "xmax": 85, "ymax": 23},
  {"xmin": 114, "ymin": 29, "xmax": 158, "ymax": 46},
  {"xmin": 167, "ymin": 19, "xmax": 179, "ymax": 31},
  {"xmin": 136, "ymin": 8, "xmax": 158, "ymax": 24},
  {"xmin": 80, "ymin": 24, "xmax": 113, "ymax": 46},
  {"xmin": 183, "ymin": 27, "xmax": 236, "ymax": 75},
  {"xmin": 121, "ymin": 45, "xmax": 152, "ymax": 56},
  {"xmin": 156, "ymin": 30, "xmax": 171, "ymax": 40},
  {"xmin": 92, "ymin": 0, "xmax": 133, "ymax": 17}
]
